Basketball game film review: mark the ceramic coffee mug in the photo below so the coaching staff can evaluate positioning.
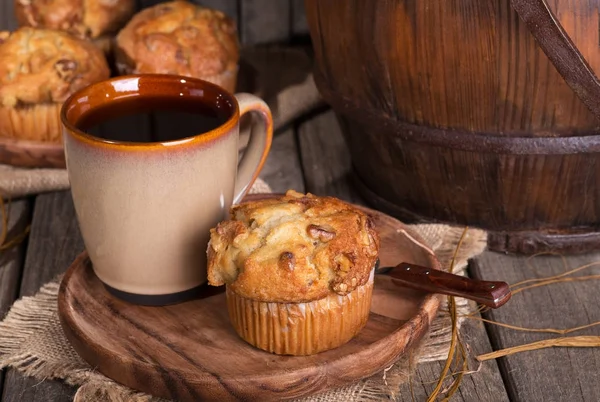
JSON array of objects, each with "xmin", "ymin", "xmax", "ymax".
[{"xmin": 61, "ymin": 74, "xmax": 272, "ymax": 305}]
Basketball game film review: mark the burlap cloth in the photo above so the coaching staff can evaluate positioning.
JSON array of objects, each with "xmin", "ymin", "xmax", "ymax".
[{"xmin": 0, "ymin": 47, "xmax": 489, "ymax": 400}]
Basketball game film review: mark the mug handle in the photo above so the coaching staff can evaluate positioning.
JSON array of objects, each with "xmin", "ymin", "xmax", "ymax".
[{"xmin": 232, "ymin": 93, "xmax": 273, "ymax": 204}]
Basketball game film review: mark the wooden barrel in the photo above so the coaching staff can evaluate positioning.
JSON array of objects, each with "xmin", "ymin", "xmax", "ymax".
[{"xmin": 304, "ymin": 0, "xmax": 600, "ymax": 254}]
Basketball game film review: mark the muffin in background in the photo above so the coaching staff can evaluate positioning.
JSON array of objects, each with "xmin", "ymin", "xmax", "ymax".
[
  {"xmin": 0, "ymin": 28, "xmax": 110, "ymax": 143},
  {"xmin": 115, "ymin": 0, "xmax": 239, "ymax": 92},
  {"xmin": 207, "ymin": 190, "xmax": 380, "ymax": 355},
  {"xmin": 14, "ymin": 0, "xmax": 136, "ymax": 54}
]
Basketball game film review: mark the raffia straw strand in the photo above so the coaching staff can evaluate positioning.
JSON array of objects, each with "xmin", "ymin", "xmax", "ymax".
[
  {"xmin": 525, "ymin": 251, "xmax": 570, "ymax": 273},
  {"xmin": 0, "ymin": 196, "xmax": 30, "ymax": 252},
  {"xmin": 440, "ymin": 337, "xmax": 468, "ymax": 401},
  {"xmin": 426, "ymin": 226, "xmax": 469, "ymax": 402},
  {"xmin": 396, "ymin": 228, "xmax": 436, "ymax": 258},
  {"xmin": 512, "ymin": 261, "xmax": 600, "ymax": 289},
  {"xmin": 443, "ymin": 315, "xmax": 468, "ymax": 399},
  {"xmin": 512, "ymin": 275, "xmax": 600, "ymax": 295},
  {"xmin": 466, "ymin": 315, "xmax": 600, "ymax": 335},
  {"xmin": 420, "ymin": 359, "xmax": 483, "ymax": 386},
  {"xmin": 427, "ymin": 296, "xmax": 458, "ymax": 402},
  {"xmin": 476, "ymin": 336, "xmax": 600, "ymax": 362},
  {"xmin": 0, "ymin": 228, "xmax": 30, "ymax": 252},
  {"xmin": 471, "ymin": 257, "xmax": 600, "ymax": 362}
]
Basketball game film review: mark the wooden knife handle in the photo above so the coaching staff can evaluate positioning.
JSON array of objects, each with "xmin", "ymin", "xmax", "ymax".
[{"xmin": 383, "ymin": 262, "xmax": 511, "ymax": 308}]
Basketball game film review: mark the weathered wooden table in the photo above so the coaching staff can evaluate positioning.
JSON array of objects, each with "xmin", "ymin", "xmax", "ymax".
[{"xmin": 1, "ymin": 108, "xmax": 599, "ymax": 401}]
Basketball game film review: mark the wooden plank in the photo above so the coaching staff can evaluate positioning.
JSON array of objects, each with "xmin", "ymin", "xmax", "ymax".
[
  {"xmin": 290, "ymin": 0, "xmax": 308, "ymax": 36},
  {"xmin": 0, "ymin": 1, "xmax": 18, "ymax": 31},
  {"xmin": 0, "ymin": 199, "xmax": 30, "ymax": 318},
  {"xmin": 471, "ymin": 251, "xmax": 600, "ymax": 402},
  {"xmin": 297, "ymin": 109, "xmax": 509, "ymax": 401},
  {"xmin": 2, "ymin": 380, "xmax": 74, "ymax": 402},
  {"xmin": 139, "ymin": 0, "xmax": 238, "ymax": 19},
  {"xmin": 259, "ymin": 128, "xmax": 305, "ymax": 194},
  {"xmin": 240, "ymin": 0, "xmax": 291, "ymax": 45},
  {"xmin": 193, "ymin": 0, "xmax": 238, "ymax": 20},
  {"xmin": 0, "ymin": 199, "xmax": 31, "ymax": 396},
  {"xmin": 2, "ymin": 192, "xmax": 83, "ymax": 402},
  {"xmin": 18, "ymin": 192, "xmax": 83, "ymax": 296},
  {"xmin": 297, "ymin": 110, "xmax": 364, "ymax": 204},
  {"xmin": 394, "ymin": 318, "xmax": 509, "ymax": 402}
]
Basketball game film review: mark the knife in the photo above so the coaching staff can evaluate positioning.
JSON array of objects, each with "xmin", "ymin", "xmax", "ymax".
[{"xmin": 375, "ymin": 261, "xmax": 511, "ymax": 309}]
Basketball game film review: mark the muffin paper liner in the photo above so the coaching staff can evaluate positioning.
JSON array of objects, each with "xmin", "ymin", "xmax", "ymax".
[
  {"xmin": 226, "ymin": 272, "xmax": 374, "ymax": 356},
  {"xmin": 0, "ymin": 103, "xmax": 63, "ymax": 143}
]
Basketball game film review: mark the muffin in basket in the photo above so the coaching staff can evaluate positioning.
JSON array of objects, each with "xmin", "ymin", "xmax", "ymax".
[
  {"xmin": 207, "ymin": 190, "xmax": 380, "ymax": 355},
  {"xmin": 0, "ymin": 27, "xmax": 110, "ymax": 143},
  {"xmin": 14, "ymin": 0, "xmax": 135, "ymax": 54},
  {"xmin": 114, "ymin": 0, "xmax": 239, "ymax": 92}
]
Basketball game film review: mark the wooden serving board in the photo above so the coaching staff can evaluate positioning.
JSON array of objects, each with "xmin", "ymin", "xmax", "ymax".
[
  {"xmin": 57, "ymin": 197, "xmax": 442, "ymax": 401},
  {"xmin": 0, "ymin": 136, "xmax": 65, "ymax": 168}
]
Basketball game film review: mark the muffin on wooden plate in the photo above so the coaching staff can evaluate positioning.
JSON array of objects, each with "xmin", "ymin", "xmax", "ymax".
[
  {"xmin": 207, "ymin": 190, "xmax": 380, "ymax": 355},
  {"xmin": 0, "ymin": 27, "xmax": 110, "ymax": 143},
  {"xmin": 114, "ymin": 0, "xmax": 239, "ymax": 92},
  {"xmin": 14, "ymin": 0, "xmax": 135, "ymax": 54}
]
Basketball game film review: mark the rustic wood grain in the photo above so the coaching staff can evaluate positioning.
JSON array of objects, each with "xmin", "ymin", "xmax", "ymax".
[
  {"xmin": 394, "ymin": 317, "xmax": 510, "ymax": 402},
  {"xmin": 297, "ymin": 108, "xmax": 510, "ymax": 401},
  {"xmin": 511, "ymin": 0, "xmax": 600, "ymax": 122},
  {"xmin": 297, "ymin": 110, "xmax": 363, "ymax": 204},
  {"xmin": 18, "ymin": 193, "xmax": 83, "ymax": 295},
  {"xmin": 192, "ymin": 0, "xmax": 238, "ymax": 20},
  {"xmin": 291, "ymin": 0, "xmax": 308, "ymax": 36},
  {"xmin": 2, "ymin": 192, "xmax": 83, "ymax": 402},
  {"xmin": 305, "ymin": 0, "xmax": 600, "ymax": 133},
  {"xmin": 259, "ymin": 128, "xmax": 304, "ymax": 193},
  {"xmin": 240, "ymin": 0, "xmax": 291, "ymax": 45},
  {"xmin": 471, "ymin": 251, "xmax": 600, "ymax": 402},
  {"xmin": 139, "ymin": 0, "xmax": 238, "ymax": 19},
  {"xmin": 0, "ymin": 199, "xmax": 31, "ymax": 396},
  {"xmin": 0, "ymin": 199, "xmax": 30, "ymax": 317},
  {"xmin": 2, "ymin": 382, "xmax": 74, "ymax": 402},
  {"xmin": 58, "ymin": 202, "xmax": 441, "ymax": 401},
  {"xmin": 303, "ymin": 0, "xmax": 600, "ymax": 253}
]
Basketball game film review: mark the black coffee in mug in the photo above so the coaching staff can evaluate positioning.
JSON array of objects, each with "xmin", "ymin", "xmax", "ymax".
[{"xmin": 76, "ymin": 95, "xmax": 230, "ymax": 143}]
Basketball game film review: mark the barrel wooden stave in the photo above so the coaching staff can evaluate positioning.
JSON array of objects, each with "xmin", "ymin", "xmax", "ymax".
[
  {"xmin": 338, "ymin": 113, "xmax": 600, "ymax": 231},
  {"xmin": 305, "ymin": 0, "xmax": 600, "ymax": 252},
  {"xmin": 305, "ymin": 0, "xmax": 600, "ymax": 135}
]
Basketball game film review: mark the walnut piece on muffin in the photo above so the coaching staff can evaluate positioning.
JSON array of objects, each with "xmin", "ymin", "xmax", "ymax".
[
  {"xmin": 207, "ymin": 190, "xmax": 380, "ymax": 355},
  {"xmin": 0, "ymin": 27, "xmax": 110, "ymax": 142},
  {"xmin": 207, "ymin": 190, "xmax": 380, "ymax": 303},
  {"xmin": 15, "ymin": 0, "xmax": 135, "ymax": 44},
  {"xmin": 115, "ymin": 0, "xmax": 239, "ymax": 92}
]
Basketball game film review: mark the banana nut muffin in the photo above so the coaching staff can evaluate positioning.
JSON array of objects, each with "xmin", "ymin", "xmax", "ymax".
[
  {"xmin": 14, "ymin": 0, "xmax": 135, "ymax": 53},
  {"xmin": 115, "ymin": 0, "xmax": 239, "ymax": 92},
  {"xmin": 207, "ymin": 190, "xmax": 380, "ymax": 355},
  {"xmin": 0, "ymin": 27, "xmax": 110, "ymax": 142}
]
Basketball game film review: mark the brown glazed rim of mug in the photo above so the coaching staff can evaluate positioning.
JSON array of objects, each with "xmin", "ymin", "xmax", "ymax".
[{"xmin": 60, "ymin": 74, "xmax": 240, "ymax": 151}]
